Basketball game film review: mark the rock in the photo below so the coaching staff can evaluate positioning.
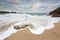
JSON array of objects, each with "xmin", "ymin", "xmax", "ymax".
[
  {"xmin": 0, "ymin": 11, "xmax": 16, "ymax": 14},
  {"xmin": 49, "ymin": 7, "xmax": 60, "ymax": 17},
  {"xmin": 0, "ymin": 11, "xmax": 10, "ymax": 14}
]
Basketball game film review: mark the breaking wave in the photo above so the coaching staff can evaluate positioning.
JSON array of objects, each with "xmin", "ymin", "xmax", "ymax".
[{"xmin": 0, "ymin": 13, "xmax": 60, "ymax": 40}]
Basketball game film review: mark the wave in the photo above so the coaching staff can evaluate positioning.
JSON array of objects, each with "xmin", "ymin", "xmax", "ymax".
[{"xmin": 0, "ymin": 13, "xmax": 60, "ymax": 40}]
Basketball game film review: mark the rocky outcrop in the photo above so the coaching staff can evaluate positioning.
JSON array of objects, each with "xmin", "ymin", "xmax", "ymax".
[
  {"xmin": 49, "ymin": 7, "xmax": 60, "ymax": 17},
  {"xmin": 0, "ymin": 11, "xmax": 16, "ymax": 14},
  {"xmin": 0, "ymin": 11, "xmax": 10, "ymax": 13}
]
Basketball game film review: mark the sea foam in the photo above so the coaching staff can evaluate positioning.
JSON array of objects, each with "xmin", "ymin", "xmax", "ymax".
[{"xmin": 0, "ymin": 14, "xmax": 60, "ymax": 40}]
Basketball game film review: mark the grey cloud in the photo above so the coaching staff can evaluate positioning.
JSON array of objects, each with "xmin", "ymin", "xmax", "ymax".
[
  {"xmin": 0, "ymin": 0, "xmax": 60, "ymax": 13},
  {"xmin": 40, "ymin": 0, "xmax": 60, "ymax": 3}
]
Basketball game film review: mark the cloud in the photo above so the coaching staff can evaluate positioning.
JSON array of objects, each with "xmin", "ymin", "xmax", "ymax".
[
  {"xmin": 40, "ymin": 0, "xmax": 60, "ymax": 3},
  {"xmin": 31, "ymin": 2, "xmax": 41, "ymax": 9},
  {"xmin": 0, "ymin": 0, "xmax": 60, "ymax": 13},
  {"xmin": 6, "ymin": 0, "xmax": 20, "ymax": 4}
]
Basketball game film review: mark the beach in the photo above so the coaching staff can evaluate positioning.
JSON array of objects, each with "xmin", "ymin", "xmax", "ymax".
[
  {"xmin": 5, "ymin": 22, "xmax": 60, "ymax": 40},
  {"xmin": 0, "ymin": 14, "xmax": 60, "ymax": 40},
  {"xmin": 0, "ymin": 0, "xmax": 60, "ymax": 40}
]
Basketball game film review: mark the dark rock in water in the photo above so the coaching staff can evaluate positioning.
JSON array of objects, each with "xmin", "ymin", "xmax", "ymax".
[
  {"xmin": 11, "ymin": 12, "xmax": 16, "ymax": 13},
  {"xmin": 49, "ymin": 7, "xmax": 60, "ymax": 17}
]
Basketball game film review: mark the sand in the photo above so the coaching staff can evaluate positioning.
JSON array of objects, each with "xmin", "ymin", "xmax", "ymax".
[{"xmin": 5, "ymin": 22, "xmax": 60, "ymax": 40}]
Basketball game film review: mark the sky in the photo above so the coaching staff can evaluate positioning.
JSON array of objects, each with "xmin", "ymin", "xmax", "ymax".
[{"xmin": 0, "ymin": 0, "xmax": 60, "ymax": 13}]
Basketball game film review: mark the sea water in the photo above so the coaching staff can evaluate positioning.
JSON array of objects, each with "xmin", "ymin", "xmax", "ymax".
[{"xmin": 0, "ymin": 13, "xmax": 60, "ymax": 40}]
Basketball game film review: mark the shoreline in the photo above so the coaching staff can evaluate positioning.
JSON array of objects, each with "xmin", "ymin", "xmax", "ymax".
[{"xmin": 5, "ymin": 22, "xmax": 60, "ymax": 40}]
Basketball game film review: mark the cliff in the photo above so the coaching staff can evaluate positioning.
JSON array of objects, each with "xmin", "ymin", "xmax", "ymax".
[{"xmin": 49, "ymin": 7, "xmax": 60, "ymax": 17}]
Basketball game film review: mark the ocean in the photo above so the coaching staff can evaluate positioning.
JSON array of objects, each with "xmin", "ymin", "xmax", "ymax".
[
  {"xmin": 18, "ymin": 13, "xmax": 48, "ymax": 16},
  {"xmin": 0, "ymin": 13, "xmax": 60, "ymax": 40}
]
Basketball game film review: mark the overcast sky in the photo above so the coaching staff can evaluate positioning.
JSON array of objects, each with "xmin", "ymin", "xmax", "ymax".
[{"xmin": 0, "ymin": 0, "xmax": 60, "ymax": 13}]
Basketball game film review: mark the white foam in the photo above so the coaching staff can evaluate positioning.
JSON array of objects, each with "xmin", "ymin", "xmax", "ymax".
[{"xmin": 0, "ymin": 14, "xmax": 60, "ymax": 40}]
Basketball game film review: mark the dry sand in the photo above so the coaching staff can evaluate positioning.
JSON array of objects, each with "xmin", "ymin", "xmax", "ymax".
[{"xmin": 5, "ymin": 22, "xmax": 60, "ymax": 40}]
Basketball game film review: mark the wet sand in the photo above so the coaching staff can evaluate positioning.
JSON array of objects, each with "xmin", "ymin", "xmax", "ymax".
[{"xmin": 5, "ymin": 22, "xmax": 60, "ymax": 40}]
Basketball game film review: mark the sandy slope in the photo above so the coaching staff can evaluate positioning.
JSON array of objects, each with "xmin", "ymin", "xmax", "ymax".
[{"xmin": 5, "ymin": 22, "xmax": 60, "ymax": 40}]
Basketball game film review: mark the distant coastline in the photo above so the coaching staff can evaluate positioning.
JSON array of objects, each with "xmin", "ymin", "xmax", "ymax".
[{"xmin": 0, "ymin": 11, "xmax": 16, "ymax": 14}]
